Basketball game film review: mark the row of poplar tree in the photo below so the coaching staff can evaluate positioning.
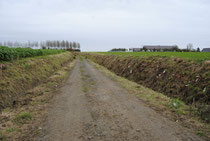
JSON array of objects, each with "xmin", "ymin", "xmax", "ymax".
[{"xmin": 0, "ymin": 40, "xmax": 81, "ymax": 50}]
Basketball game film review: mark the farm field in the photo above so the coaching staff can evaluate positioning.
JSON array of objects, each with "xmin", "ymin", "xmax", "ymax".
[
  {"xmin": 0, "ymin": 46, "xmax": 66, "ymax": 61},
  {"xmin": 96, "ymin": 52, "xmax": 210, "ymax": 61},
  {"xmin": 1, "ymin": 0, "xmax": 210, "ymax": 140}
]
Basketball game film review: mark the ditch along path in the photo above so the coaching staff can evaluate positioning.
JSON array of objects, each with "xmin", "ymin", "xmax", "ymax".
[{"xmin": 36, "ymin": 58, "xmax": 205, "ymax": 141}]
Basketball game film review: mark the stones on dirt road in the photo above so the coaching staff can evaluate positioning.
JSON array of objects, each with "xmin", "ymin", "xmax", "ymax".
[
  {"xmin": 136, "ymin": 129, "xmax": 140, "ymax": 132},
  {"xmin": 88, "ymin": 136, "xmax": 93, "ymax": 140}
]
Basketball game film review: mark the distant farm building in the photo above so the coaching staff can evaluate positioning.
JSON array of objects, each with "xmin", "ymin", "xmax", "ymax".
[
  {"xmin": 109, "ymin": 48, "xmax": 128, "ymax": 52},
  {"xmin": 143, "ymin": 45, "xmax": 179, "ymax": 52},
  {"xmin": 202, "ymin": 48, "xmax": 210, "ymax": 52},
  {"xmin": 129, "ymin": 48, "xmax": 142, "ymax": 52}
]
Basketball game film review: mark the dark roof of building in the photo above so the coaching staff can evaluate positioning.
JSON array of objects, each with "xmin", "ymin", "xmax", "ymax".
[
  {"xmin": 202, "ymin": 48, "xmax": 210, "ymax": 52},
  {"xmin": 143, "ymin": 45, "xmax": 178, "ymax": 50}
]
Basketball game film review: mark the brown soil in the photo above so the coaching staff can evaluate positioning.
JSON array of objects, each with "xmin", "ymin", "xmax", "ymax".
[{"xmin": 35, "ymin": 59, "xmax": 206, "ymax": 141}]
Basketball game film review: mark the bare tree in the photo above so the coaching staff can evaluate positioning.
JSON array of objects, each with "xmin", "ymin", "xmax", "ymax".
[
  {"xmin": 187, "ymin": 43, "xmax": 193, "ymax": 51},
  {"xmin": 66, "ymin": 41, "xmax": 69, "ymax": 50},
  {"xmin": 77, "ymin": 43, "xmax": 80, "ymax": 49},
  {"xmin": 73, "ymin": 42, "xmax": 77, "ymax": 49},
  {"xmin": 70, "ymin": 42, "xmax": 73, "ymax": 49}
]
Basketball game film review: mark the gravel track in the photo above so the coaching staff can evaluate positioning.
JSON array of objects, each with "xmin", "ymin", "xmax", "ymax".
[{"xmin": 36, "ymin": 58, "xmax": 205, "ymax": 141}]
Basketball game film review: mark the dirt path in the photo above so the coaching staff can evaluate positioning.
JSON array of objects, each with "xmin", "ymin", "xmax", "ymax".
[{"xmin": 36, "ymin": 58, "xmax": 205, "ymax": 141}]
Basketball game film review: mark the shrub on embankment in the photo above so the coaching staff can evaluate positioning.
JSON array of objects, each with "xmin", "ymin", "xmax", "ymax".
[
  {"xmin": 0, "ymin": 52, "xmax": 74, "ymax": 111},
  {"xmin": 83, "ymin": 53, "xmax": 210, "ymax": 121}
]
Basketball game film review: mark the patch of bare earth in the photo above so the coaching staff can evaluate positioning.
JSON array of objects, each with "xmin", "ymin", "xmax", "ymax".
[{"xmin": 204, "ymin": 60, "xmax": 210, "ymax": 64}]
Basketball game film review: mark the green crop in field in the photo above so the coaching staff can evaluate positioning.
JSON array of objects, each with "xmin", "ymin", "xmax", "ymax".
[
  {"xmin": 0, "ymin": 46, "xmax": 66, "ymax": 62},
  {"xmin": 96, "ymin": 52, "xmax": 210, "ymax": 61}
]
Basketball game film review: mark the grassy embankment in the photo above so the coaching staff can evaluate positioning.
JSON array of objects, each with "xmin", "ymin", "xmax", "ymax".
[
  {"xmin": 83, "ymin": 52, "xmax": 210, "ymax": 138},
  {"xmin": 88, "ymin": 59, "xmax": 210, "ymax": 139},
  {"xmin": 0, "ymin": 51, "xmax": 74, "ymax": 110},
  {"xmin": 82, "ymin": 52, "xmax": 210, "ymax": 123},
  {"xmin": 0, "ymin": 51, "xmax": 76, "ymax": 140}
]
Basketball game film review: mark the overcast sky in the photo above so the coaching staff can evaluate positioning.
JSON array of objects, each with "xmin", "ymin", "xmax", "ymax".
[{"xmin": 0, "ymin": 0, "xmax": 210, "ymax": 51}]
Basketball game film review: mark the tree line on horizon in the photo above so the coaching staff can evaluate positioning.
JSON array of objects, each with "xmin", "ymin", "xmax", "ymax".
[{"xmin": 0, "ymin": 40, "xmax": 81, "ymax": 50}]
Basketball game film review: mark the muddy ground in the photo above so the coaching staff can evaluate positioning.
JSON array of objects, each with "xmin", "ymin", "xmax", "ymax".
[{"xmin": 35, "ymin": 58, "xmax": 205, "ymax": 141}]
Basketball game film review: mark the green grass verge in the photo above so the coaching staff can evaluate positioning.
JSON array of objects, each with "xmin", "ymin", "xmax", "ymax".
[
  {"xmin": 14, "ymin": 112, "xmax": 32, "ymax": 124},
  {"xmin": 95, "ymin": 52, "xmax": 210, "ymax": 61}
]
